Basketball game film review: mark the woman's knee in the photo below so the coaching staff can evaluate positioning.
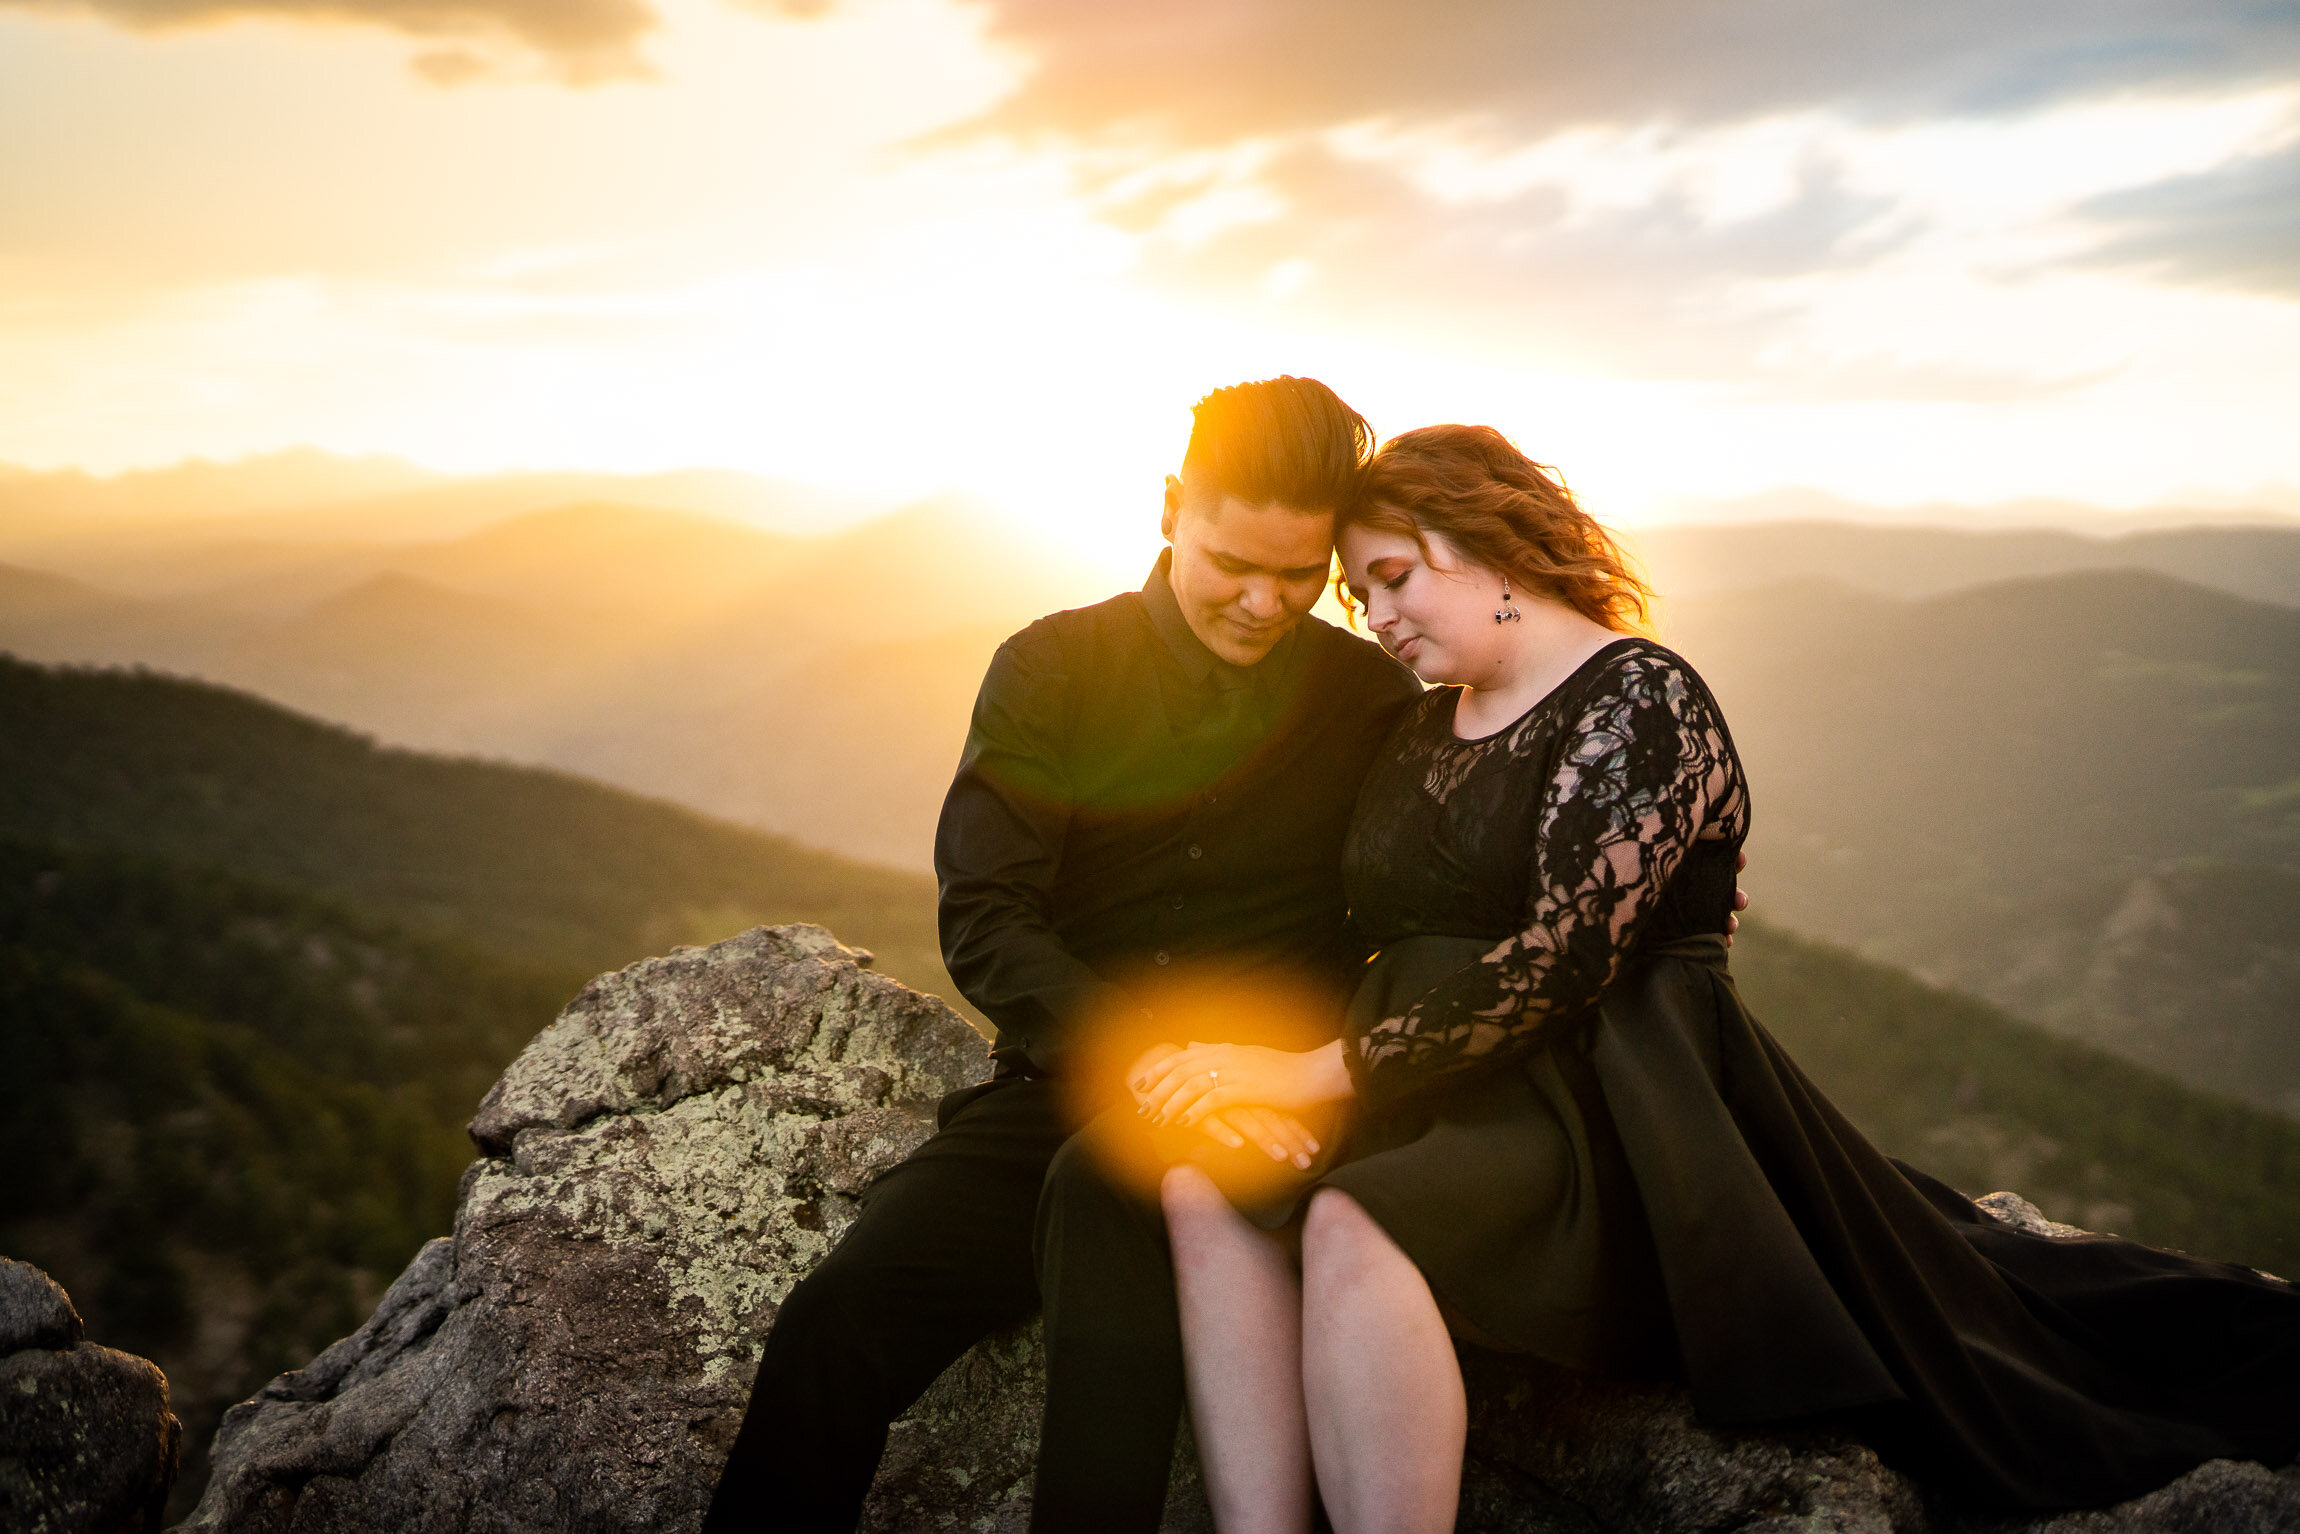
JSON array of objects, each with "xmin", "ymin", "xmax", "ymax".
[
  {"xmin": 1159, "ymin": 1162, "xmax": 1228, "ymax": 1230},
  {"xmin": 1301, "ymin": 1188, "xmax": 1409, "ymax": 1296}
]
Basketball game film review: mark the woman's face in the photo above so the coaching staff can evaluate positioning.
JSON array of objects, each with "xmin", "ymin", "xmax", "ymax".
[{"xmin": 1338, "ymin": 522, "xmax": 1510, "ymax": 685}]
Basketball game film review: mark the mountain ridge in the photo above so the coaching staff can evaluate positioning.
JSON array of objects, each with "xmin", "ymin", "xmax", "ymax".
[{"xmin": 4, "ymin": 511, "xmax": 2296, "ymax": 1104}]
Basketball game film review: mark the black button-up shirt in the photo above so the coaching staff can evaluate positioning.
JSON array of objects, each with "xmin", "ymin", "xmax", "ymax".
[{"xmin": 935, "ymin": 551, "xmax": 1421, "ymax": 1073}]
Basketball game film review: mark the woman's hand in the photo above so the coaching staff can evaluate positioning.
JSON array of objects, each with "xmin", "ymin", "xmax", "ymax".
[
  {"xmin": 1124, "ymin": 1042, "xmax": 1325, "ymax": 1166},
  {"xmin": 1134, "ymin": 1039, "xmax": 1355, "ymax": 1129}
]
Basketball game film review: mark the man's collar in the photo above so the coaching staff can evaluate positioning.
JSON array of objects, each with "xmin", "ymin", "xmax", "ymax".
[
  {"xmin": 1142, "ymin": 547, "xmax": 1228, "ymax": 684},
  {"xmin": 1142, "ymin": 547, "xmax": 1308, "ymax": 687},
  {"xmin": 1143, "ymin": 547, "xmax": 1311, "ymax": 702}
]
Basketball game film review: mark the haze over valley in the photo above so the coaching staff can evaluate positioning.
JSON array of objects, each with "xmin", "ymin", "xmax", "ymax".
[{"xmin": 6, "ymin": 453, "xmax": 2297, "ymax": 1117}]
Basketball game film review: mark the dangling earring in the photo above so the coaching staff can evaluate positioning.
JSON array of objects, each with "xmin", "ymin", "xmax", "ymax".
[{"xmin": 1494, "ymin": 578, "xmax": 1522, "ymax": 624}]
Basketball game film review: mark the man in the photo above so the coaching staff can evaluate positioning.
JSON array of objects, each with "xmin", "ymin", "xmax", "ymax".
[{"xmin": 704, "ymin": 377, "xmax": 1421, "ymax": 1532}]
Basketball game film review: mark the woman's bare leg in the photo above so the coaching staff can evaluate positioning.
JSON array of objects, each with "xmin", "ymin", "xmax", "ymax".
[
  {"xmin": 1160, "ymin": 1164, "xmax": 1314, "ymax": 1534},
  {"xmin": 1299, "ymin": 1188, "xmax": 1465, "ymax": 1534}
]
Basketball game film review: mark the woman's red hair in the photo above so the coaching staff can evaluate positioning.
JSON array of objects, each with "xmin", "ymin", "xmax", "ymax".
[{"xmin": 1341, "ymin": 424, "xmax": 1653, "ymax": 634}]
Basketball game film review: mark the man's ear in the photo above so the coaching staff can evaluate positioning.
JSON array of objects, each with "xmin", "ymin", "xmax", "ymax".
[{"xmin": 1161, "ymin": 475, "xmax": 1183, "ymax": 542}]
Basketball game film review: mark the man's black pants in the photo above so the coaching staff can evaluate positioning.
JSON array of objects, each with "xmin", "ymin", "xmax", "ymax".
[{"xmin": 702, "ymin": 1076, "xmax": 1182, "ymax": 1533}]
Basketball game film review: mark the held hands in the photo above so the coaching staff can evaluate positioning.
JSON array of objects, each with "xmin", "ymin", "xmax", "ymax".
[
  {"xmin": 1123, "ymin": 1043, "xmax": 1325, "ymax": 1169},
  {"xmin": 1131, "ymin": 1038, "xmax": 1355, "ymax": 1141},
  {"xmin": 1119, "ymin": 854, "xmax": 1752, "ymax": 1160}
]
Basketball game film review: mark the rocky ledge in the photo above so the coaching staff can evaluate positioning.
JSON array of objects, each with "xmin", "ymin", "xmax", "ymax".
[
  {"xmin": 1, "ymin": 1255, "xmax": 182, "ymax": 1534},
  {"xmin": 174, "ymin": 925, "xmax": 2298, "ymax": 1533}
]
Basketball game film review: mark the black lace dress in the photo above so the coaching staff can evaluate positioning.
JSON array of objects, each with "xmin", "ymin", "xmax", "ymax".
[{"xmin": 1319, "ymin": 637, "xmax": 2300, "ymax": 1509}]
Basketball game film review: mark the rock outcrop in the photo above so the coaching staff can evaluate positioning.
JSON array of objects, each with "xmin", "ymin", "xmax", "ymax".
[
  {"xmin": 1, "ymin": 1256, "xmax": 183, "ymax": 1534},
  {"xmin": 178, "ymin": 925, "xmax": 2299, "ymax": 1533}
]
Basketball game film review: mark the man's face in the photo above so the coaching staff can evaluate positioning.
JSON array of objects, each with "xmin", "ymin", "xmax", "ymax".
[{"xmin": 1161, "ymin": 475, "xmax": 1335, "ymax": 667}]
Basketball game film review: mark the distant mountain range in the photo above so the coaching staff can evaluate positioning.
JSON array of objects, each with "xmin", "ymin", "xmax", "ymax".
[
  {"xmin": 1626, "ymin": 519, "xmax": 2300, "ymax": 608},
  {"xmin": 1646, "ymin": 484, "xmax": 2300, "ymax": 535},
  {"xmin": 4, "ymin": 655, "xmax": 2295, "ymax": 1519},
  {"xmin": 0, "ymin": 495, "xmax": 1097, "ymax": 865},
  {"xmin": 3, "ymin": 477, "xmax": 2297, "ymax": 1111},
  {"xmin": 0, "ymin": 449, "xmax": 894, "ymax": 554}
]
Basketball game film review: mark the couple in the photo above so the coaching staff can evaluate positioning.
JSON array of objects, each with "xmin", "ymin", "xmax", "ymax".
[{"xmin": 705, "ymin": 377, "xmax": 2300, "ymax": 1532}]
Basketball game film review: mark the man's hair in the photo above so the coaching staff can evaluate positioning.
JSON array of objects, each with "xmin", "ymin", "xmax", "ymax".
[{"xmin": 1179, "ymin": 376, "xmax": 1373, "ymax": 514}]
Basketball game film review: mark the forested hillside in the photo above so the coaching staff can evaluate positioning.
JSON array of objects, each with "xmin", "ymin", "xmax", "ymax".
[
  {"xmin": 1736, "ymin": 922, "xmax": 2300, "ymax": 1272},
  {"xmin": 1671, "ymin": 569, "xmax": 2300, "ymax": 1115},
  {"xmin": 0, "ymin": 841, "xmax": 571, "ymax": 1515},
  {"xmin": 0, "ymin": 655, "xmax": 952, "ymax": 1514},
  {"xmin": 0, "ymin": 655, "xmax": 949, "ymax": 985}
]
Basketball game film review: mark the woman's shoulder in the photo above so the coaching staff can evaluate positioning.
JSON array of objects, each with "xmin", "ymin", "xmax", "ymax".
[{"xmin": 1573, "ymin": 637, "xmax": 1725, "ymax": 717}]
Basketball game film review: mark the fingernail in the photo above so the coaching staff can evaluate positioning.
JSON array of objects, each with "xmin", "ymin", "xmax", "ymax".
[
  {"xmin": 1294, "ymin": 1154, "xmax": 1312, "ymax": 1169},
  {"xmin": 1304, "ymin": 1139, "xmax": 1320, "ymax": 1154},
  {"xmin": 1266, "ymin": 1144, "xmax": 1286, "ymax": 1160}
]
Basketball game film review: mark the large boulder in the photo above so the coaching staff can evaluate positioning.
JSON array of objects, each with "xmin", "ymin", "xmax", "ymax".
[
  {"xmin": 0, "ymin": 1256, "xmax": 183, "ymax": 1534},
  {"xmin": 176, "ymin": 925, "xmax": 2298, "ymax": 1533}
]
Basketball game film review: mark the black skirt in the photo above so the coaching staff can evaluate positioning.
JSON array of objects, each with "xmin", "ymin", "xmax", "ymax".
[{"xmin": 1317, "ymin": 932, "xmax": 2300, "ymax": 1510}]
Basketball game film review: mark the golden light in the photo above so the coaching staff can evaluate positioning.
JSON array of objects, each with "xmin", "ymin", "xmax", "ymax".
[{"xmin": 1, "ymin": 0, "xmax": 2296, "ymax": 545}]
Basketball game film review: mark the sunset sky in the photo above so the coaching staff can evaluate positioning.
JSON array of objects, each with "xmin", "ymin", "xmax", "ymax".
[{"xmin": 4, "ymin": 0, "xmax": 2297, "ymax": 563}]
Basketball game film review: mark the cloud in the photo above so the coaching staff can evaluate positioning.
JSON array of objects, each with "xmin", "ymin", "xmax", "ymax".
[
  {"xmin": 1055, "ymin": 84, "xmax": 2300, "ymax": 403},
  {"xmin": 835, "ymin": 0, "xmax": 2300, "ymax": 388},
  {"xmin": 1, "ymin": 0, "xmax": 659, "ymax": 82},
  {"xmin": 2078, "ymin": 141, "xmax": 2300, "ymax": 296},
  {"xmin": 908, "ymin": 0, "xmax": 2300, "ymax": 144},
  {"xmin": 1093, "ymin": 129, "xmax": 1905, "ymax": 378}
]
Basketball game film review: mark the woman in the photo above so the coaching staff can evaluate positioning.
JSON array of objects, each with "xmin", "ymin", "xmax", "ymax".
[{"xmin": 1131, "ymin": 425, "xmax": 2300, "ymax": 1534}]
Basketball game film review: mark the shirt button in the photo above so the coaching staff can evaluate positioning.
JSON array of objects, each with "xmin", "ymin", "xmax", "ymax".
[
  {"xmin": 1154, "ymin": 950, "xmax": 1171, "ymax": 966},
  {"xmin": 1187, "ymin": 844, "xmax": 1204, "ymax": 860},
  {"xmin": 1171, "ymin": 896, "xmax": 1185, "ymax": 911}
]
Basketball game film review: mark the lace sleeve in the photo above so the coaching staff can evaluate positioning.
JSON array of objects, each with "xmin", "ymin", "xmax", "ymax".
[{"xmin": 1345, "ymin": 651, "xmax": 1742, "ymax": 1108}]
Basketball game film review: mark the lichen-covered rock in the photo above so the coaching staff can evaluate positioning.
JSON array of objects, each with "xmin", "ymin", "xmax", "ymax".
[
  {"xmin": 176, "ymin": 924, "xmax": 2299, "ymax": 1533},
  {"xmin": 1974, "ymin": 1191, "xmax": 2089, "ymax": 1241},
  {"xmin": 173, "ymin": 925, "xmax": 1024, "ymax": 1534},
  {"xmin": 0, "ymin": 1258, "xmax": 182, "ymax": 1534}
]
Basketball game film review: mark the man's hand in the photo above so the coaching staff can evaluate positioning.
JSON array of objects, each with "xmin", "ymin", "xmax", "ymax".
[{"xmin": 1196, "ymin": 1107, "xmax": 1325, "ymax": 1169}]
